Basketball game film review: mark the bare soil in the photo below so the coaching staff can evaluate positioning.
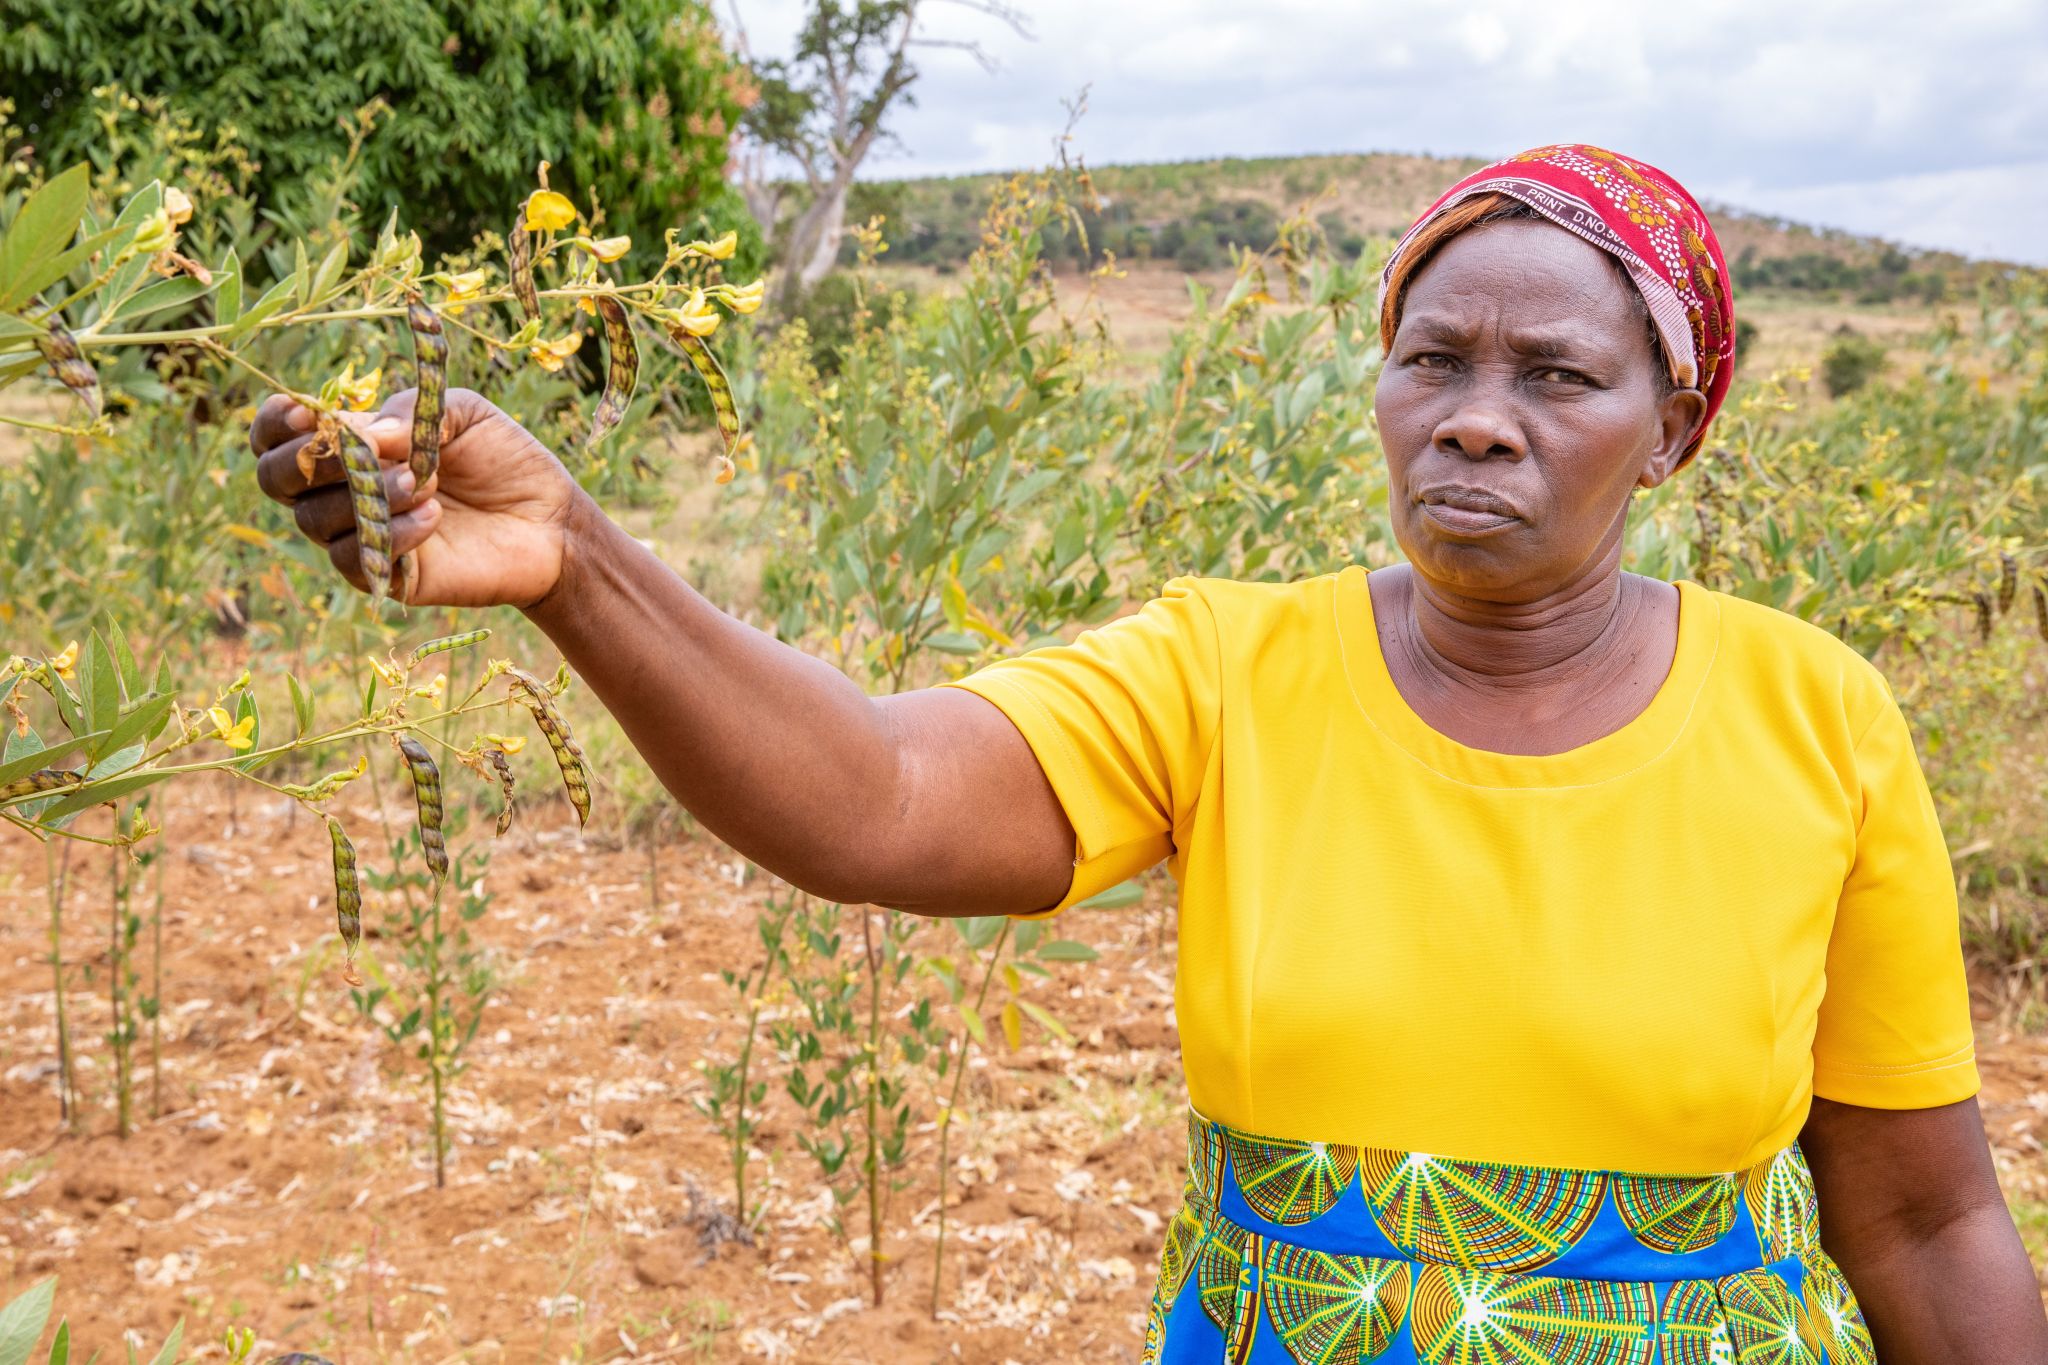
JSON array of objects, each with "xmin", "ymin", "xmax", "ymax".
[{"xmin": 2, "ymin": 776, "xmax": 2044, "ymax": 1363}]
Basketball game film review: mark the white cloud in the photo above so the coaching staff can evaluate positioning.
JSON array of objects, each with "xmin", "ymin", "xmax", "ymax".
[{"xmin": 729, "ymin": 0, "xmax": 2048, "ymax": 264}]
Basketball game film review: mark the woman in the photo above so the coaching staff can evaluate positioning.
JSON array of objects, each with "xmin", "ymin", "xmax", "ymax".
[{"xmin": 251, "ymin": 145, "xmax": 2046, "ymax": 1360}]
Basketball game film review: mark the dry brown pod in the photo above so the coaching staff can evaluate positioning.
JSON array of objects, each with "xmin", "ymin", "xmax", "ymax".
[
  {"xmin": 508, "ymin": 207, "xmax": 540, "ymax": 322},
  {"xmin": 587, "ymin": 295, "xmax": 639, "ymax": 451},
  {"xmin": 327, "ymin": 817, "xmax": 364, "ymax": 986},
  {"xmin": 36, "ymin": 322, "xmax": 102, "ymax": 418},
  {"xmin": 0, "ymin": 768, "xmax": 83, "ymax": 803},
  {"xmin": 506, "ymin": 667, "xmax": 591, "ymax": 827},
  {"xmin": 406, "ymin": 297, "xmax": 448, "ymax": 485},
  {"xmin": 486, "ymin": 748, "xmax": 517, "ymax": 837}
]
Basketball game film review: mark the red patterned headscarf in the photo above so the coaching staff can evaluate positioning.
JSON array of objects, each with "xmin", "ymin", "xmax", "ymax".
[{"xmin": 1378, "ymin": 144, "xmax": 1735, "ymax": 466}]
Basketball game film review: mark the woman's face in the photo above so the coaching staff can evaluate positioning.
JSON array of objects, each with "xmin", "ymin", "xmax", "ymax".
[{"xmin": 1373, "ymin": 219, "xmax": 1705, "ymax": 601}]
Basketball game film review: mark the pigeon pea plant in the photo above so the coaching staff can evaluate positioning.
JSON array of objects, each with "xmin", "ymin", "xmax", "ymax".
[{"xmin": 0, "ymin": 145, "xmax": 761, "ymax": 1141}]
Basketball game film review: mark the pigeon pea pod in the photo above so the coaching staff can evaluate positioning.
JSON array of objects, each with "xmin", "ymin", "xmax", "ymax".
[
  {"xmin": 398, "ymin": 736, "xmax": 449, "ymax": 889},
  {"xmin": 36, "ymin": 322, "xmax": 102, "ymax": 418},
  {"xmin": 587, "ymin": 295, "xmax": 639, "ymax": 451},
  {"xmin": 327, "ymin": 817, "xmax": 364, "ymax": 986},
  {"xmin": 506, "ymin": 667, "xmax": 590, "ymax": 827}
]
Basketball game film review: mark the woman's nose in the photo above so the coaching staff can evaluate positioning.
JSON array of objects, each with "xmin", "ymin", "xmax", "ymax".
[{"xmin": 1431, "ymin": 396, "xmax": 1526, "ymax": 463}]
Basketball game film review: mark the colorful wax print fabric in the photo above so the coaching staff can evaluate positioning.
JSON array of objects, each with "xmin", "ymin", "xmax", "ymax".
[{"xmin": 1144, "ymin": 1109, "xmax": 1874, "ymax": 1365}]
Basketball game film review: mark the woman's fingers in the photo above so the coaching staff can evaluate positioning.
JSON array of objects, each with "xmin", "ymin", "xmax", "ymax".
[
  {"xmin": 249, "ymin": 394, "xmax": 315, "ymax": 455},
  {"xmin": 324, "ymin": 501, "xmax": 442, "ymax": 594},
  {"xmin": 289, "ymin": 467, "xmax": 428, "ymax": 545}
]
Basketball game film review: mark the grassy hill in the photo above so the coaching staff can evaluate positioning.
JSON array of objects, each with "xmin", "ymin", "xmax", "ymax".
[{"xmin": 853, "ymin": 151, "xmax": 2018, "ymax": 306}]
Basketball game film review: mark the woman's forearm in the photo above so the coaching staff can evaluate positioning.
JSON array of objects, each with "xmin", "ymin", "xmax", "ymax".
[
  {"xmin": 519, "ymin": 493, "xmax": 1071, "ymax": 914},
  {"xmin": 1838, "ymin": 1204, "xmax": 2047, "ymax": 1361}
]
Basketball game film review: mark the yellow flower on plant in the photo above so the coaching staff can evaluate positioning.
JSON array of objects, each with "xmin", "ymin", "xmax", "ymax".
[
  {"xmin": 587, "ymin": 235, "xmax": 632, "ymax": 262},
  {"xmin": 528, "ymin": 332, "xmax": 584, "ymax": 372},
  {"xmin": 524, "ymin": 190, "xmax": 578, "ymax": 233},
  {"xmin": 48, "ymin": 641, "xmax": 79, "ymax": 680},
  {"xmin": 438, "ymin": 268, "xmax": 489, "ymax": 316},
  {"xmin": 336, "ymin": 363, "xmax": 382, "ymax": 412},
  {"xmin": 479, "ymin": 733, "xmax": 526, "ymax": 755},
  {"xmin": 207, "ymin": 706, "xmax": 255, "ymax": 751},
  {"xmin": 701, "ymin": 230, "xmax": 738, "ymax": 260},
  {"xmin": 163, "ymin": 186, "xmax": 195, "ymax": 225},
  {"xmin": 366, "ymin": 656, "xmax": 406, "ymax": 688},
  {"xmin": 718, "ymin": 279, "xmax": 765, "ymax": 315},
  {"xmin": 672, "ymin": 289, "xmax": 721, "ymax": 338}
]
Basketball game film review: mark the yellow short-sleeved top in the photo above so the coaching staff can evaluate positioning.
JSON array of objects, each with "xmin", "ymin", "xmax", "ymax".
[{"xmin": 940, "ymin": 567, "xmax": 1979, "ymax": 1175}]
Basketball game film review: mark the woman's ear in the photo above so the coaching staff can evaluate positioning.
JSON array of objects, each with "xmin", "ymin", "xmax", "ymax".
[{"xmin": 1639, "ymin": 387, "xmax": 1708, "ymax": 490}]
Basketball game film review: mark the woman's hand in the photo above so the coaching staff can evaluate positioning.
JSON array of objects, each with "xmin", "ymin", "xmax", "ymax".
[{"xmin": 249, "ymin": 387, "xmax": 584, "ymax": 608}]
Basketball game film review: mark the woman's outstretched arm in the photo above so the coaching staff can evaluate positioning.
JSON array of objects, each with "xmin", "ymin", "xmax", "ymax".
[{"xmin": 250, "ymin": 387, "xmax": 1076, "ymax": 917}]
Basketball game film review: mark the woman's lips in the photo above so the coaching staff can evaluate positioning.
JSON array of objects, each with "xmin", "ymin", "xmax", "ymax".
[{"xmin": 1417, "ymin": 490, "xmax": 1520, "ymax": 535}]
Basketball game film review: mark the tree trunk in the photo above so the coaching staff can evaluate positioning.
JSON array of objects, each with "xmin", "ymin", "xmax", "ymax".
[{"xmin": 772, "ymin": 177, "xmax": 851, "ymax": 310}]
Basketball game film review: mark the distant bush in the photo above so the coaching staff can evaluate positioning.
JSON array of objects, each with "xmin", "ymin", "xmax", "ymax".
[
  {"xmin": 792, "ymin": 271, "xmax": 920, "ymax": 375},
  {"xmin": 1821, "ymin": 329, "xmax": 1887, "ymax": 397},
  {"xmin": 0, "ymin": 0, "xmax": 744, "ymax": 265}
]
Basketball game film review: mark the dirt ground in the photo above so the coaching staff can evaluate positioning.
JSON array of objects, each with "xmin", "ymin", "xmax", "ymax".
[{"xmin": 1, "ymin": 773, "xmax": 2045, "ymax": 1363}]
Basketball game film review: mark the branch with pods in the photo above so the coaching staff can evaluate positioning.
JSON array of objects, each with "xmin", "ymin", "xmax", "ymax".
[{"xmin": 0, "ymin": 158, "xmax": 762, "ymax": 982}]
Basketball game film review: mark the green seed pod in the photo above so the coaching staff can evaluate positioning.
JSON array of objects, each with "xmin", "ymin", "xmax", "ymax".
[
  {"xmin": 507, "ymin": 667, "xmax": 591, "ymax": 827},
  {"xmin": 0, "ymin": 768, "xmax": 83, "ymax": 803},
  {"xmin": 37, "ymin": 322, "xmax": 102, "ymax": 418},
  {"xmin": 1997, "ymin": 554, "xmax": 2019, "ymax": 615},
  {"xmin": 587, "ymin": 295, "xmax": 639, "ymax": 451},
  {"xmin": 486, "ymin": 748, "xmax": 517, "ymax": 837},
  {"xmin": 406, "ymin": 630, "xmax": 492, "ymax": 669},
  {"xmin": 327, "ymin": 817, "xmax": 364, "ymax": 986},
  {"xmin": 407, "ymin": 297, "xmax": 449, "ymax": 486},
  {"xmin": 508, "ymin": 211, "xmax": 540, "ymax": 322},
  {"xmin": 669, "ymin": 328, "xmax": 741, "ymax": 478},
  {"xmin": 397, "ymin": 736, "xmax": 449, "ymax": 888},
  {"xmin": 333, "ymin": 418, "xmax": 393, "ymax": 599}
]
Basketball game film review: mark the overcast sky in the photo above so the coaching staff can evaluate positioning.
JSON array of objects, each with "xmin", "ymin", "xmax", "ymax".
[{"xmin": 729, "ymin": 0, "xmax": 2048, "ymax": 265}]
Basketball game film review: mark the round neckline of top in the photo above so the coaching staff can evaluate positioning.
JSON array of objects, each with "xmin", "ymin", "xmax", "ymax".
[{"xmin": 1331, "ymin": 564, "xmax": 1722, "ymax": 790}]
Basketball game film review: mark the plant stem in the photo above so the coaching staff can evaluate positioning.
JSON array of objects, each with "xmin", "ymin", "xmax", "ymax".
[
  {"xmin": 150, "ymin": 809, "xmax": 164, "ymax": 1120},
  {"xmin": 863, "ymin": 907, "xmax": 885, "ymax": 1306},
  {"xmin": 109, "ymin": 807, "xmax": 131, "ymax": 1139},
  {"xmin": 428, "ymin": 878, "xmax": 447, "ymax": 1188},
  {"xmin": 45, "ymin": 838, "xmax": 75, "ymax": 1130},
  {"xmin": 931, "ymin": 919, "xmax": 1010, "ymax": 1316}
]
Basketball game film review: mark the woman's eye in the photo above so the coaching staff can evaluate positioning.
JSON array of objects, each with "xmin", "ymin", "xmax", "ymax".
[
  {"xmin": 1538, "ymin": 367, "xmax": 1590, "ymax": 385},
  {"xmin": 1411, "ymin": 352, "xmax": 1454, "ymax": 369}
]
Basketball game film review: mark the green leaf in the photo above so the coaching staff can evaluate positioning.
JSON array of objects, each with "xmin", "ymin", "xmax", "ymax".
[
  {"xmin": 0, "ymin": 314, "xmax": 42, "ymax": 344},
  {"xmin": 0, "ymin": 164, "xmax": 90, "ymax": 311},
  {"xmin": 215, "ymin": 248, "xmax": 242, "ymax": 325},
  {"xmin": 92, "ymin": 695, "xmax": 173, "ymax": 763},
  {"xmin": 149, "ymin": 658, "xmax": 175, "ymax": 739},
  {"xmin": 145, "ymin": 1321, "xmax": 183, "ymax": 1365},
  {"xmin": 84, "ymin": 743, "xmax": 146, "ymax": 780},
  {"xmin": 109, "ymin": 274, "xmax": 218, "ymax": 325},
  {"xmin": 1074, "ymin": 878, "xmax": 1145, "ymax": 911},
  {"xmin": 953, "ymin": 915, "xmax": 1006, "ymax": 951},
  {"xmin": 1036, "ymin": 939, "xmax": 1100, "ymax": 963},
  {"xmin": 46, "ymin": 1317, "xmax": 68, "ymax": 1365},
  {"xmin": 0, "ymin": 1274, "xmax": 55, "ymax": 1365},
  {"xmin": 957, "ymin": 1005, "xmax": 986, "ymax": 1047},
  {"xmin": 10, "ymin": 222, "xmax": 125, "ymax": 311},
  {"xmin": 84, "ymin": 633, "xmax": 120, "ymax": 733},
  {"xmin": 227, "ymin": 275, "xmax": 296, "ymax": 338},
  {"xmin": 309, "ymin": 238, "xmax": 349, "ymax": 305},
  {"xmin": 1017, "ymin": 998, "xmax": 1073, "ymax": 1044},
  {"xmin": 921, "ymin": 632, "xmax": 983, "ymax": 656},
  {"xmin": 104, "ymin": 620, "xmax": 142, "ymax": 700},
  {"xmin": 291, "ymin": 238, "xmax": 310, "ymax": 308},
  {"xmin": 36, "ymin": 769, "xmax": 175, "ymax": 822},
  {"xmin": 288, "ymin": 673, "xmax": 313, "ymax": 739}
]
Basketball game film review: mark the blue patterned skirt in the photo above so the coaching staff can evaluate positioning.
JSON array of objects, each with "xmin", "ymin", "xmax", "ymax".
[{"xmin": 1144, "ymin": 1108, "xmax": 1875, "ymax": 1364}]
